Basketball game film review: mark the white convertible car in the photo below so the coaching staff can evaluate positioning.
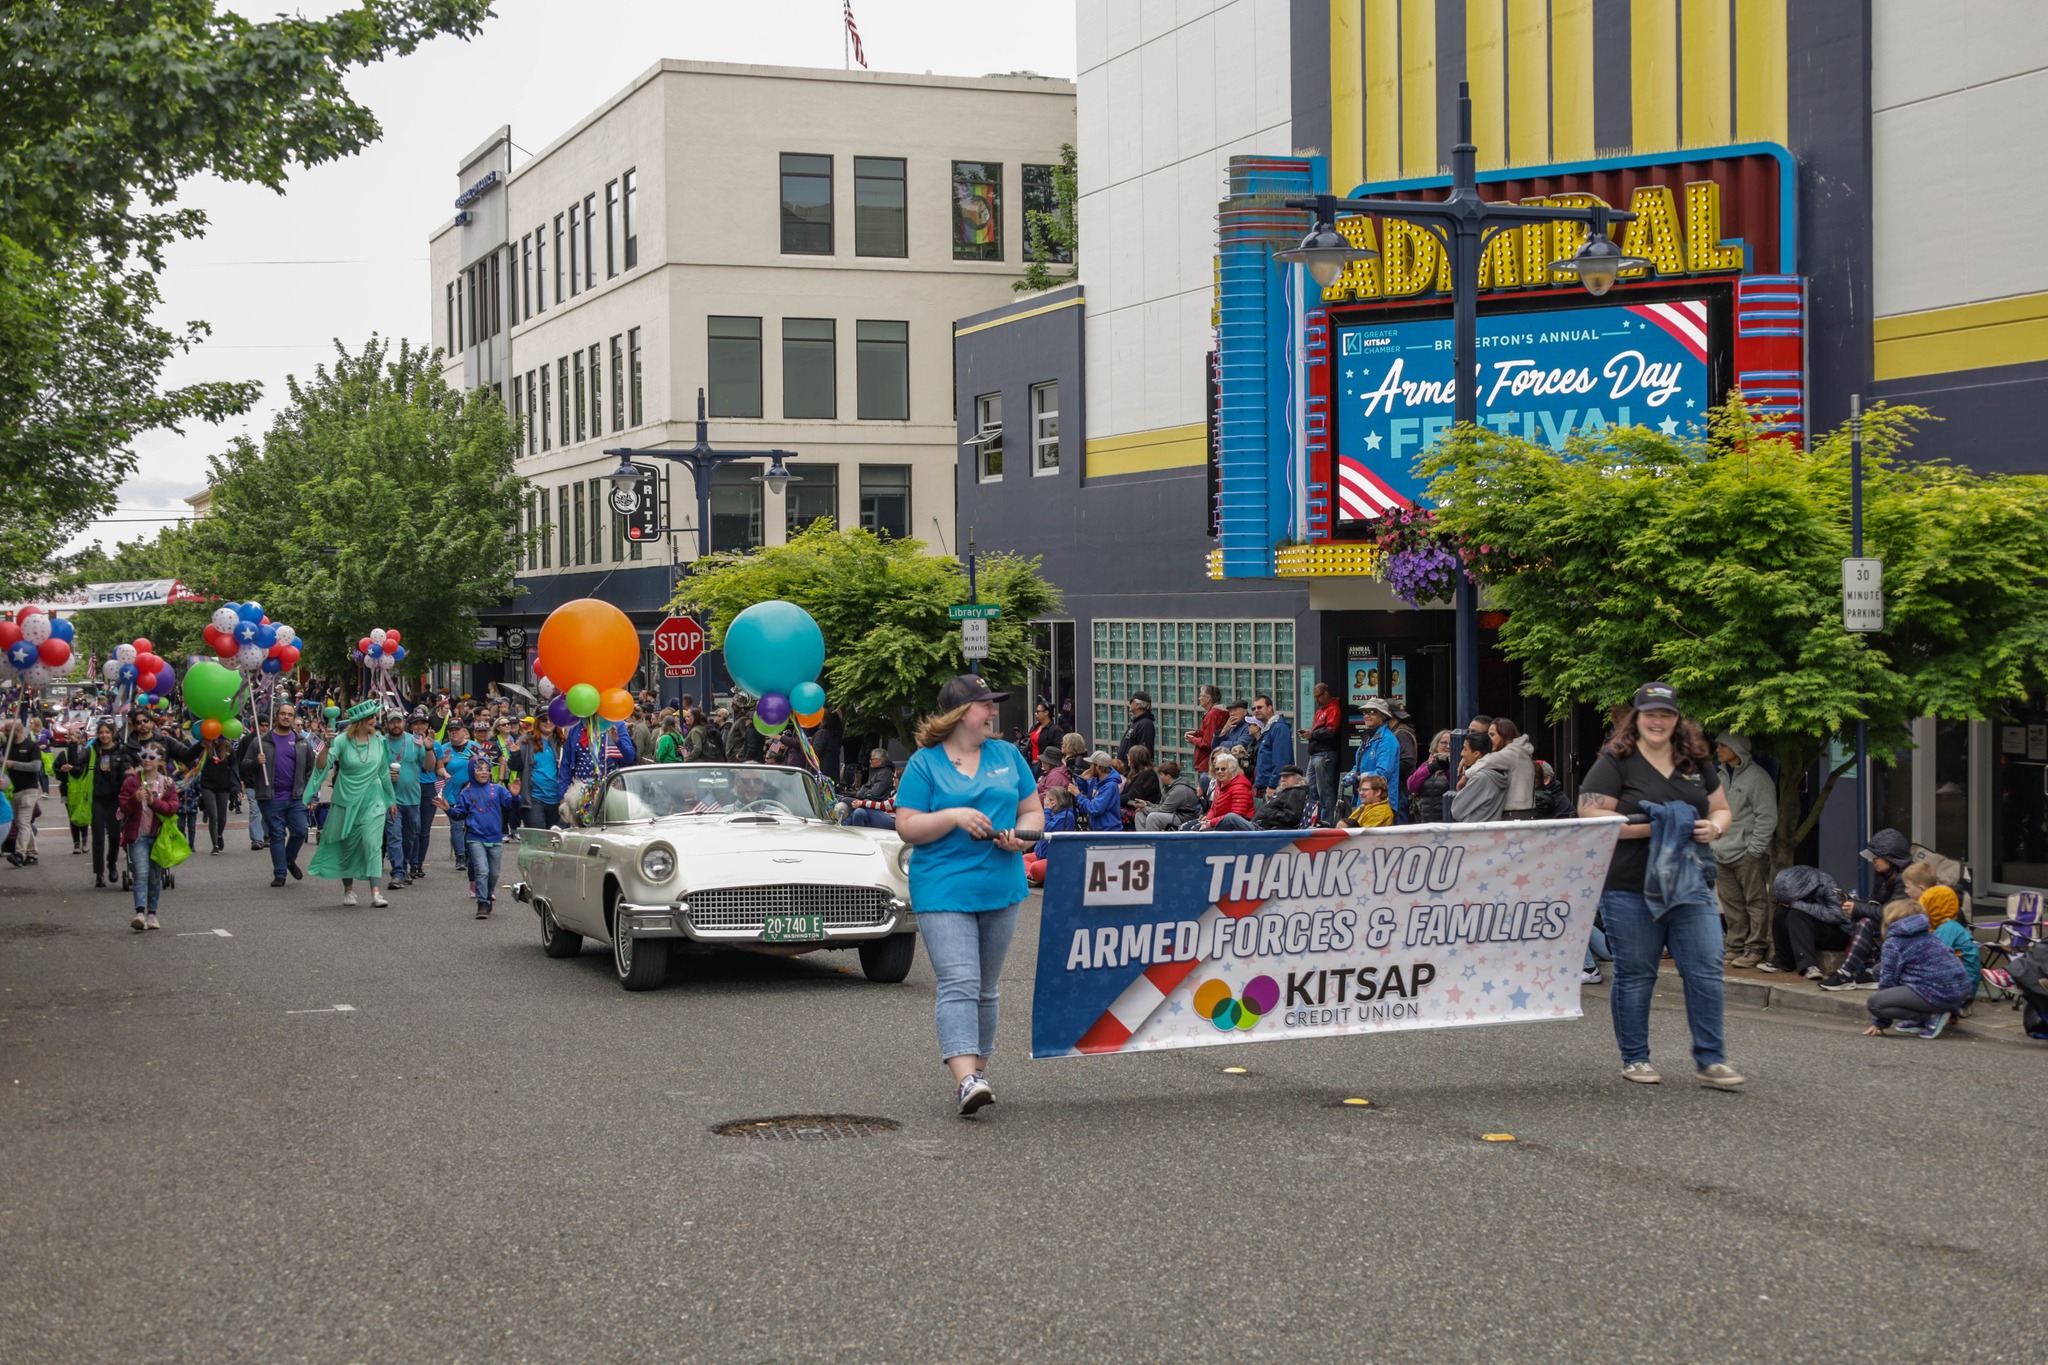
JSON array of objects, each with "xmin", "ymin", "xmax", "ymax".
[{"xmin": 509, "ymin": 763, "xmax": 916, "ymax": 991}]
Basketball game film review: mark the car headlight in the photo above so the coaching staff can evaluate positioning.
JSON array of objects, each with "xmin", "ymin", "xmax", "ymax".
[
  {"xmin": 895, "ymin": 842, "xmax": 913, "ymax": 876},
  {"xmin": 641, "ymin": 844, "xmax": 677, "ymax": 882}
]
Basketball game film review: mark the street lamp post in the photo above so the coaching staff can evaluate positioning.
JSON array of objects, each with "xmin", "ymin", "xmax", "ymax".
[
  {"xmin": 1272, "ymin": 81, "xmax": 1649, "ymax": 729},
  {"xmin": 604, "ymin": 386, "xmax": 800, "ymax": 564}
]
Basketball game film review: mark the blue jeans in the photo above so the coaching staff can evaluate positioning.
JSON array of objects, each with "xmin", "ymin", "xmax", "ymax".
[
  {"xmin": 127, "ymin": 835, "xmax": 163, "ymax": 911},
  {"xmin": 1602, "ymin": 889, "xmax": 1726, "ymax": 1069},
  {"xmin": 466, "ymin": 840, "xmax": 504, "ymax": 905},
  {"xmin": 1307, "ymin": 752, "xmax": 1338, "ymax": 827},
  {"xmin": 448, "ymin": 815, "xmax": 468, "ymax": 865},
  {"xmin": 844, "ymin": 807, "xmax": 896, "ymax": 830},
  {"xmin": 413, "ymin": 784, "xmax": 438, "ymax": 867},
  {"xmin": 385, "ymin": 803, "xmax": 418, "ymax": 879},
  {"xmin": 920, "ymin": 902, "xmax": 1023, "ymax": 1062},
  {"xmin": 1211, "ymin": 814, "xmax": 1258, "ymax": 831},
  {"xmin": 259, "ymin": 797, "xmax": 308, "ymax": 880}
]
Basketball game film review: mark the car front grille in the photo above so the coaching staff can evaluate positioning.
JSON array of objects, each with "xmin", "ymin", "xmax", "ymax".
[{"xmin": 686, "ymin": 884, "xmax": 895, "ymax": 933}]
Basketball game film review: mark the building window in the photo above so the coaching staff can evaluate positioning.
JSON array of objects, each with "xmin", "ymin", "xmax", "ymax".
[
  {"xmin": 572, "ymin": 482, "xmax": 586, "ymax": 566},
  {"xmin": 445, "ymin": 282, "xmax": 455, "ymax": 353},
  {"xmin": 1091, "ymin": 619, "xmax": 1297, "ymax": 771},
  {"xmin": 573, "ymin": 352, "xmax": 586, "ymax": 443},
  {"xmin": 557, "ymin": 485, "xmax": 569, "ymax": 567},
  {"xmin": 605, "ymin": 179, "xmax": 621, "ymax": 279},
  {"xmin": 455, "ymin": 270, "xmax": 466, "ymax": 348},
  {"xmin": 567, "ymin": 203, "xmax": 581, "ymax": 297},
  {"xmin": 552, "ymin": 213, "xmax": 564, "ymax": 301},
  {"xmin": 525, "ymin": 369, "xmax": 538, "ymax": 455},
  {"xmin": 858, "ymin": 464, "xmax": 910, "ymax": 539},
  {"xmin": 524, "ymin": 491, "xmax": 536, "ymax": 571},
  {"xmin": 539, "ymin": 365, "xmax": 552, "ymax": 452},
  {"xmin": 623, "ymin": 168, "xmax": 638, "ymax": 269},
  {"xmin": 629, "ymin": 327, "xmax": 644, "ymax": 425},
  {"xmin": 558, "ymin": 357, "xmax": 570, "ymax": 447},
  {"xmin": 588, "ymin": 343, "xmax": 603, "ymax": 437},
  {"xmin": 506, "ymin": 248, "xmax": 518, "ymax": 327},
  {"xmin": 707, "ymin": 316, "xmax": 762, "ymax": 418},
  {"xmin": 489, "ymin": 251, "xmax": 502, "ymax": 337},
  {"xmin": 521, "ymin": 234, "xmax": 533, "ymax": 319},
  {"xmin": 786, "ymin": 461, "xmax": 838, "ymax": 536},
  {"xmin": 609, "ymin": 335, "xmax": 625, "ymax": 430},
  {"xmin": 582, "ymin": 192, "xmax": 597, "ymax": 289},
  {"xmin": 539, "ymin": 487, "xmax": 552, "ymax": 569},
  {"xmin": 587, "ymin": 477, "xmax": 605, "ymax": 563},
  {"xmin": 511, "ymin": 375, "xmax": 523, "ymax": 448},
  {"xmin": 951, "ymin": 161, "xmax": 1002, "ymax": 261},
  {"xmin": 782, "ymin": 317, "xmax": 836, "ymax": 419},
  {"xmin": 856, "ymin": 319, "xmax": 909, "ymax": 420},
  {"xmin": 780, "ymin": 153, "xmax": 833, "ymax": 255},
  {"xmin": 1023, "ymin": 163, "xmax": 1072, "ymax": 264},
  {"xmin": 1031, "ymin": 381, "xmax": 1060, "ymax": 473},
  {"xmin": 710, "ymin": 462, "xmax": 763, "ymax": 552},
  {"xmin": 973, "ymin": 392, "xmax": 1003, "ymax": 482},
  {"xmin": 536, "ymin": 224, "xmax": 549, "ymax": 312},
  {"xmin": 854, "ymin": 156, "xmax": 907, "ymax": 258}
]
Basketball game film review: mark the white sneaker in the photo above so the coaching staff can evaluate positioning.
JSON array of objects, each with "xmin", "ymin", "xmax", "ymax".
[
  {"xmin": 131, "ymin": 912, "xmax": 147, "ymax": 932},
  {"xmin": 371, "ymin": 891, "xmax": 389, "ymax": 908},
  {"xmin": 144, "ymin": 913, "xmax": 160, "ymax": 931},
  {"xmin": 1620, "ymin": 1061, "xmax": 1661, "ymax": 1084},
  {"xmin": 1579, "ymin": 965, "xmax": 1604, "ymax": 984},
  {"xmin": 1696, "ymin": 1062, "xmax": 1746, "ymax": 1088},
  {"xmin": 956, "ymin": 1072, "xmax": 994, "ymax": 1115},
  {"xmin": 342, "ymin": 890, "xmax": 358, "ymax": 906}
]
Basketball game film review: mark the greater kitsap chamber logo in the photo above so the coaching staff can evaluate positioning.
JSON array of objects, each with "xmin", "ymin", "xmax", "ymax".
[{"xmin": 1193, "ymin": 975, "xmax": 1280, "ymax": 1032}]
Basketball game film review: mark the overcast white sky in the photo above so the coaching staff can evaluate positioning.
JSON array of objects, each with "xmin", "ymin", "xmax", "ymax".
[{"xmin": 87, "ymin": 0, "xmax": 1077, "ymax": 555}]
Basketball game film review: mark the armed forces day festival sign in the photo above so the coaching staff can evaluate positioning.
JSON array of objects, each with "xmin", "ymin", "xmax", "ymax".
[{"xmin": 1030, "ymin": 820, "xmax": 1620, "ymax": 1060}]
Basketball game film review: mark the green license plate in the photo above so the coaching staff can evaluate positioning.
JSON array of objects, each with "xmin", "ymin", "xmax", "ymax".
[{"xmin": 762, "ymin": 914, "xmax": 825, "ymax": 942}]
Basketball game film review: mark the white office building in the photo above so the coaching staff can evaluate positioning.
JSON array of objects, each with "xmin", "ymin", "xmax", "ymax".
[{"xmin": 427, "ymin": 60, "xmax": 1074, "ymax": 692}]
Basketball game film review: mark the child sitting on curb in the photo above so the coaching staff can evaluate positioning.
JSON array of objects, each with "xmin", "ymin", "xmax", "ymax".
[
  {"xmin": 1917, "ymin": 884, "xmax": 1981, "ymax": 1004},
  {"xmin": 1862, "ymin": 899, "xmax": 1974, "ymax": 1040}
]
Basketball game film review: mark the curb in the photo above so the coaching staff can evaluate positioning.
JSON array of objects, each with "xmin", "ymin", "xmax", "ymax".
[{"xmin": 1588, "ymin": 975, "xmax": 2046, "ymax": 1047}]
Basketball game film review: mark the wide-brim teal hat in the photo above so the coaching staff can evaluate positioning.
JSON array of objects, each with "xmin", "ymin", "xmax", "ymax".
[{"xmin": 342, "ymin": 698, "xmax": 383, "ymax": 724}]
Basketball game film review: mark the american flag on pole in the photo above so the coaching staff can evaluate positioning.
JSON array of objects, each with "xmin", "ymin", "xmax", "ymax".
[{"xmin": 843, "ymin": 1, "xmax": 867, "ymax": 69}]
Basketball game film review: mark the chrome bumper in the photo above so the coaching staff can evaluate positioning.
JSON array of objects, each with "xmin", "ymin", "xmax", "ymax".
[{"xmin": 616, "ymin": 896, "xmax": 914, "ymax": 943}]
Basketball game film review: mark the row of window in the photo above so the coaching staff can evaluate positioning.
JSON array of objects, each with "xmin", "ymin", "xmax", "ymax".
[
  {"xmin": 1090, "ymin": 620, "xmax": 1299, "ymax": 771},
  {"xmin": 780, "ymin": 154, "xmax": 1069, "ymax": 265},
  {"xmin": 707, "ymin": 316, "xmax": 909, "ymax": 421},
  {"xmin": 971, "ymin": 383, "xmax": 1061, "ymax": 481},
  {"xmin": 444, "ymin": 168, "xmax": 641, "ymax": 353},
  {"xmin": 518, "ymin": 462, "xmax": 913, "ymax": 572},
  {"xmin": 509, "ymin": 329, "xmax": 645, "ymax": 456}
]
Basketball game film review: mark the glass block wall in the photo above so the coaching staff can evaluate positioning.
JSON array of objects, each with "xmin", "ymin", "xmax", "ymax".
[{"xmin": 1090, "ymin": 619, "xmax": 1296, "ymax": 770}]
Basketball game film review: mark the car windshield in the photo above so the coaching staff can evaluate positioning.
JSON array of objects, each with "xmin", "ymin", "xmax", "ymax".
[{"xmin": 600, "ymin": 764, "xmax": 823, "ymax": 823}]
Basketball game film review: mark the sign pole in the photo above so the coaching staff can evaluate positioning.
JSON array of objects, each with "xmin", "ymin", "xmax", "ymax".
[
  {"xmin": 964, "ymin": 527, "xmax": 981, "ymax": 668},
  {"xmin": 1851, "ymin": 394, "xmax": 1869, "ymax": 899}
]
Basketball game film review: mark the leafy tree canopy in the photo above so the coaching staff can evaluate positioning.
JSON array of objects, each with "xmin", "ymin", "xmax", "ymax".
[
  {"xmin": 180, "ymin": 338, "xmax": 526, "ymax": 679},
  {"xmin": 1422, "ymin": 401, "xmax": 2048, "ymax": 862},
  {"xmin": 677, "ymin": 521, "xmax": 1063, "ymax": 747}
]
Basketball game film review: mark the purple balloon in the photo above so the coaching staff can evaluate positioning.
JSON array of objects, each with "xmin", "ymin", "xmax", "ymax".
[
  {"xmin": 548, "ymin": 695, "xmax": 574, "ymax": 727},
  {"xmin": 755, "ymin": 692, "xmax": 791, "ymax": 726}
]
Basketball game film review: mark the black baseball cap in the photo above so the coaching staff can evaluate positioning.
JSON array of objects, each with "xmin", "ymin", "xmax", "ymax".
[
  {"xmin": 938, "ymin": 674, "xmax": 1009, "ymax": 709},
  {"xmin": 1631, "ymin": 681, "xmax": 1680, "ymax": 713}
]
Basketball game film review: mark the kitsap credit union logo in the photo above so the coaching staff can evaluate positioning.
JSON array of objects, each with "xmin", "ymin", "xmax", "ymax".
[{"xmin": 1193, "ymin": 975, "xmax": 1281, "ymax": 1032}]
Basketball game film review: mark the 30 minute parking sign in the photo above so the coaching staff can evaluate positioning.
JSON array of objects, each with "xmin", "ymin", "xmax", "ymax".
[{"xmin": 1842, "ymin": 558, "xmax": 1883, "ymax": 632}]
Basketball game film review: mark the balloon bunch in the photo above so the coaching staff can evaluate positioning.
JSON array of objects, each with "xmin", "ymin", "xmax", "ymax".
[
  {"xmin": 2, "ymin": 605, "xmax": 81, "ymax": 689},
  {"xmin": 96, "ymin": 633, "xmax": 175, "ymax": 701},
  {"xmin": 204, "ymin": 602, "xmax": 301, "ymax": 676},
  {"xmin": 724, "ymin": 601, "xmax": 828, "ymax": 736},
  {"xmin": 181, "ymin": 659, "xmax": 247, "ymax": 743},
  {"xmin": 352, "ymin": 627, "xmax": 407, "ymax": 672},
  {"xmin": 536, "ymin": 599, "xmax": 639, "ymax": 728}
]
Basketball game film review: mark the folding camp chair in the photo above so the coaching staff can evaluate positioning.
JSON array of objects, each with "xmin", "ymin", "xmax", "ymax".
[{"xmin": 1978, "ymin": 890, "xmax": 2040, "ymax": 1006}]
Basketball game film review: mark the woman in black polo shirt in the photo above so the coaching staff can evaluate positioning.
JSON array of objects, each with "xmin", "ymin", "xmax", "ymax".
[{"xmin": 1578, "ymin": 682, "xmax": 1745, "ymax": 1090}]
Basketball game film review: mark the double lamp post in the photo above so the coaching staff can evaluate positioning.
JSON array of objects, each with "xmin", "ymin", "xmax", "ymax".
[{"xmin": 1271, "ymin": 81, "xmax": 1650, "ymax": 729}]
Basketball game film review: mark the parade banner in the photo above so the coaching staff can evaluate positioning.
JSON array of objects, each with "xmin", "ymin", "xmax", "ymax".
[
  {"xmin": 1030, "ymin": 820, "xmax": 1619, "ymax": 1059},
  {"xmin": 0, "ymin": 580, "xmax": 211, "ymax": 613}
]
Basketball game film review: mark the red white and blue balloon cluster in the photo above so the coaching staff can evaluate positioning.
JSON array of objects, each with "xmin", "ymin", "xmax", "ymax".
[
  {"xmin": 352, "ymin": 627, "xmax": 406, "ymax": 672},
  {"xmin": 98, "ymin": 634, "xmax": 175, "ymax": 701},
  {"xmin": 2, "ymin": 605, "xmax": 81, "ymax": 688},
  {"xmin": 204, "ymin": 602, "xmax": 301, "ymax": 676}
]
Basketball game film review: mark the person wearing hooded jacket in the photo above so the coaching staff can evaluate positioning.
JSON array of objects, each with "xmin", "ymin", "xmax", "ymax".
[
  {"xmin": 1459, "ymin": 717, "xmax": 1535, "ymax": 818},
  {"xmin": 1710, "ymin": 732, "xmax": 1779, "ymax": 967},
  {"xmin": 1860, "ymin": 902, "xmax": 1973, "ymax": 1038}
]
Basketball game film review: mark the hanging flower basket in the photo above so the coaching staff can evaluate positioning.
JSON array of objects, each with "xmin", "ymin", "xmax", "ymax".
[{"xmin": 1360, "ymin": 506, "xmax": 1471, "ymax": 606}]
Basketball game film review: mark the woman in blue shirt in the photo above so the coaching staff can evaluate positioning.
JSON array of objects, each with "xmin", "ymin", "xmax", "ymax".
[{"xmin": 893, "ymin": 675, "xmax": 1042, "ymax": 1116}]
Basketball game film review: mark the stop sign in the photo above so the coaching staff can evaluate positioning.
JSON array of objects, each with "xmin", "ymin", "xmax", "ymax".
[{"xmin": 652, "ymin": 615, "xmax": 705, "ymax": 675}]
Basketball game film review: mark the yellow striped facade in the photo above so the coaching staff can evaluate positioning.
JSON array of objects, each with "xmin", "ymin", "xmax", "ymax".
[
  {"xmin": 1874, "ymin": 293, "xmax": 2048, "ymax": 382},
  {"xmin": 1085, "ymin": 423, "xmax": 1207, "ymax": 478},
  {"xmin": 1326, "ymin": 0, "xmax": 1789, "ymax": 186}
]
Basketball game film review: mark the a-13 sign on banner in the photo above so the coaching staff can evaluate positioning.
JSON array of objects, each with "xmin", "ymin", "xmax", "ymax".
[{"xmin": 1030, "ymin": 820, "xmax": 1619, "ymax": 1059}]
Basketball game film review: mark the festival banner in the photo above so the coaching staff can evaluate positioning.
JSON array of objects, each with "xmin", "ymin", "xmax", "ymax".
[
  {"xmin": 1030, "ymin": 820, "xmax": 1619, "ymax": 1059},
  {"xmin": 0, "ymin": 580, "xmax": 211, "ymax": 613}
]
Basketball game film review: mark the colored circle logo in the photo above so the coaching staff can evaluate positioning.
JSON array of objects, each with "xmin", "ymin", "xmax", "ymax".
[{"xmin": 1192, "ymin": 975, "xmax": 1280, "ymax": 1032}]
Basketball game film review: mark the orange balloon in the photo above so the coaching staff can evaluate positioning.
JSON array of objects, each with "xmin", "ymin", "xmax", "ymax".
[
  {"xmin": 597, "ymin": 687, "xmax": 636, "ymax": 722},
  {"xmin": 199, "ymin": 718, "xmax": 223, "ymax": 741},
  {"xmin": 794, "ymin": 709, "xmax": 824, "ymax": 728},
  {"xmin": 537, "ymin": 598, "xmax": 639, "ymax": 691}
]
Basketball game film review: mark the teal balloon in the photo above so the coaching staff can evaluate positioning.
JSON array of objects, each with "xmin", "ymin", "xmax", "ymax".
[
  {"xmin": 788, "ymin": 680, "xmax": 826, "ymax": 715},
  {"xmin": 181, "ymin": 659, "xmax": 240, "ymax": 721},
  {"xmin": 565, "ymin": 682, "xmax": 601, "ymax": 717},
  {"xmin": 722, "ymin": 600, "xmax": 824, "ymax": 699}
]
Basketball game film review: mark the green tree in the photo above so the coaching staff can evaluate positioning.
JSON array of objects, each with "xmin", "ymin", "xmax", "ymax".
[
  {"xmin": 1015, "ymin": 141, "xmax": 1078, "ymax": 293},
  {"xmin": 181, "ymin": 338, "xmax": 526, "ymax": 680},
  {"xmin": 0, "ymin": 0, "xmax": 493, "ymax": 592},
  {"xmin": 1421, "ymin": 401, "xmax": 2048, "ymax": 866},
  {"xmin": 676, "ymin": 521, "xmax": 1063, "ymax": 747}
]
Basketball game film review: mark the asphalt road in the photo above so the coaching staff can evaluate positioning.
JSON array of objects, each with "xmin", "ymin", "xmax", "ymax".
[{"xmin": 3, "ymin": 820, "xmax": 2042, "ymax": 1365}]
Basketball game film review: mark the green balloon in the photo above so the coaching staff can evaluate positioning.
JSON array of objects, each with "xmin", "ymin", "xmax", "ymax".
[
  {"xmin": 754, "ymin": 713, "xmax": 784, "ymax": 736},
  {"xmin": 221, "ymin": 718, "xmax": 245, "ymax": 742},
  {"xmin": 565, "ymin": 682, "xmax": 601, "ymax": 717},
  {"xmin": 181, "ymin": 660, "xmax": 241, "ymax": 721}
]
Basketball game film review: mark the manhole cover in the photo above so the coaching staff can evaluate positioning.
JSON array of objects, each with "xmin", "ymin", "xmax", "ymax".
[
  {"xmin": 714, "ymin": 1115, "xmax": 899, "ymax": 1142},
  {"xmin": 0, "ymin": 922, "xmax": 70, "ymax": 939}
]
